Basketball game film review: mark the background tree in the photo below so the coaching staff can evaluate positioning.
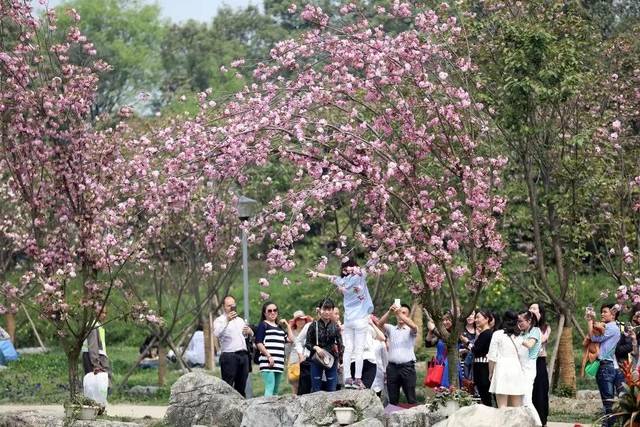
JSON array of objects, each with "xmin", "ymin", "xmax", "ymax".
[
  {"xmin": 54, "ymin": 0, "xmax": 166, "ymax": 115},
  {"xmin": 205, "ymin": 3, "xmax": 507, "ymax": 385}
]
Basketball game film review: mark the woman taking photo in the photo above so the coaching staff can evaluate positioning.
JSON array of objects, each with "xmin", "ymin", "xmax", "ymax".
[
  {"xmin": 487, "ymin": 310, "xmax": 527, "ymax": 408},
  {"xmin": 255, "ymin": 301, "xmax": 294, "ymax": 396},
  {"xmin": 518, "ymin": 310, "xmax": 543, "ymax": 426},
  {"xmin": 529, "ymin": 303, "xmax": 550, "ymax": 427},
  {"xmin": 472, "ymin": 310, "xmax": 494, "ymax": 406},
  {"xmin": 425, "ymin": 311, "xmax": 454, "ymax": 388}
]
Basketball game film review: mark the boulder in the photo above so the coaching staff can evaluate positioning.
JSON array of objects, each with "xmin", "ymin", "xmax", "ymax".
[
  {"xmin": 432, "ymin": 405, "xmax": 536, "ymax": 427},
  {"xmin": 350, "ymin": 419, "xmax": 384, "ymax": 427},
  {"xmin": 384, "ymin": 405, "xmax": 433, "ymax": 427},
  {"xmin": 165, "ymin": 371, "xmax": 247, "ymax": 427},
  {"xmin": 240, "ymin": 389, "xmax": 384, "ymax": 427}
]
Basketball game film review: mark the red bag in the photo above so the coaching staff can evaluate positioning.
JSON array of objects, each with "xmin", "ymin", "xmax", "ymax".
[{"xmin": 424, "ymin": 357, "xmax": 445, "ymax": 388}]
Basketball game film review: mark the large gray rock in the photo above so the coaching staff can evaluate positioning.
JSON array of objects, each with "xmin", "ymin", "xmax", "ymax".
[
  {"xmin": 350, "ymin": 419, "xmax": 384, "ymax": 427},
  {"xmin": 165, "ymin": 371, "xmax": 247, "ymax": 427},
  {"xmin": 384, "ymin": 405, "xmax": 433, "ymax": 427},
  {"xmin": 432, "ymin": 405, "xmax": 536, "ymax": 427},
  {"xmin": 240, "ymin": 389, "xmax": 384, "ymax": 427}
]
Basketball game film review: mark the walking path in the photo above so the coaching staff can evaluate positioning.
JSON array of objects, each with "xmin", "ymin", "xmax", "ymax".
[
  {"xmin": 0, "ymin": 405, "xmax": 585, "ymax": 426},
  {"xmin": 0, "ymin": 404, "xmax": 166, "ymax": 419}
]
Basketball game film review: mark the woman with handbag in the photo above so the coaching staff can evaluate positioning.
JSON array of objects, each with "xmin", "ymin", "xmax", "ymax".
[
  {"xmin": 425, "ymin": 311, "xmax": 453, "ymax": 388},
  {"xmin": 487, "ymin": 310, "xmax": 527, "ymax": 408},
  {"xmin": 472, "ymin": 310, "xmax": 494, "ymax": 406},
  {"xmin": 255, "ymin": 301, "xmax": 294, "ymax": 396},
  {"xmin": 304, "ymin": 298, "xmax": 343, "ymax": 392},
  {"xmin": 287, "ymin": 310, "xmax": 313, "ymax": 394}
]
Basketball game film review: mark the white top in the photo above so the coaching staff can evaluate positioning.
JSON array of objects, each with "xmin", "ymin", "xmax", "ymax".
[
  {"xmin": 384, "ymin": 324, "xmax": 417, "ymax": 364},
  {"xmin": 213, "ymin": 313, "xmax": 248, "ymax": 353},
  {"xmin": 184, "ymin": 330, "xmax": 205, "ymax": 365},
  {"xmin": 487, "ymin": 330, "xmax": 527, "ymax": 395},
  {"xmin": 372, "ymin": 340, "xmax": 388, "ymax": 393},
  {"xmin": 294, "ymin": 321, "xmax": 312, "ymax": 359}
]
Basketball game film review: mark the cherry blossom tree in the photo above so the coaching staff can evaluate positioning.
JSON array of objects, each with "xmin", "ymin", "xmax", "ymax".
[
  {"xmin": 210, "ymin": 2, "xmax": 507, "ymax": 384},
  {"xmin": 0, "ymin": 2, "xmax": 260, "ymax": 398}
]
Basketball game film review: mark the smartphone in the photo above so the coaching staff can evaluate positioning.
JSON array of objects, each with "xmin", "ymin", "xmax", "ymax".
[
  {"xmin": 394, "ymin": 298, "xmax": 401, "ymax": 307},
  {"xmin": 230, "ymin": 305, "xmax": 237, "ymax": 312}
]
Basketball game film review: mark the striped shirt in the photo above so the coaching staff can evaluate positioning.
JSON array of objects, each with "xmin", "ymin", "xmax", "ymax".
[{"xmin": 255, "ymin": 321, "xmax": 287, "ymax": 372}]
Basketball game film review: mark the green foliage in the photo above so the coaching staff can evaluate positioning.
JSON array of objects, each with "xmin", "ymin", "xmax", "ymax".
[{"xmin": 54, "ymin": 0, "xmax": 167, "ymax": 115}]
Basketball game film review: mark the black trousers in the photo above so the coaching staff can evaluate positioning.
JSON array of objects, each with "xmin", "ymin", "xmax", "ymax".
[
  {"xmin": 532, "ymin": 357, "xmax": 549, "ymax": 426},
  {"xmin": 298, "ymin": 360, "xmax": 312, "ymax": 395},
  {"xmin": 349, "ymin": 360, "xmax": 377, "ymax": 388},
  {"xmin": 220, "ymin": 351, "xmax": 249, "ymax": 397},
  {"xmin": 386, "ymin": 361, "xmax": 417, "ymax": 405},
  {"xmin": 473, "ymin": 362, "xmax": 492, "ymax": 407}
]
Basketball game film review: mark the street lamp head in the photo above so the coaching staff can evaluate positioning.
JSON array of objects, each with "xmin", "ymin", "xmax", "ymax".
[{"xmin": 237, "ymin": 195, "xmax": 258, "ymax": 220}]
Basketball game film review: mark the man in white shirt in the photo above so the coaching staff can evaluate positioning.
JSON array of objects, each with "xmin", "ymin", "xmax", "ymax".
[
  {"xmin": 213, "ymin": 295, "xmax": 253, "ymax": 397},
  {"xmin": 378, "ymin": 303, "xmax": 418, "ymax": 405}
]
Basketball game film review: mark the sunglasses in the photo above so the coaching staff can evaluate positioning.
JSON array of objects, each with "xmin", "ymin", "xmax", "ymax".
[{"xmin": 267, "ymin": 308, "xmax": 278, "ymax": 313}]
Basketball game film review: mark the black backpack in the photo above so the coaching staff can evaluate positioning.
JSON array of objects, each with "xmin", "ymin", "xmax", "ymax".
[{"xmin": 615, "ymin": 323, "xmax": 633, "ymax": 361}]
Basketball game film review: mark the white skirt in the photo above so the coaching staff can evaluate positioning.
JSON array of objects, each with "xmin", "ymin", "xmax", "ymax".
[{"xmin": 489, "ymin": 357, "xmax": 527, "ymax": 395}]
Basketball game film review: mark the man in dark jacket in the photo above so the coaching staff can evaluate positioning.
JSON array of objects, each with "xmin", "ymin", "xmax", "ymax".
[{"xmin": 305, "ymin": 298, "xmax": 343, "ymax": 392}]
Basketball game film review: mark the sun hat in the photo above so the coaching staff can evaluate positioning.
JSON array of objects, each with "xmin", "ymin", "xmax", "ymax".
[{"xmin": 289, "ymin": 310, "xmax": 313, "ymax": 328}]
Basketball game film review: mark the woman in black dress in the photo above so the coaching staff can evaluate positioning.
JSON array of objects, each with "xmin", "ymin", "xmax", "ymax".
[{"xmin": 472, "ymin": 310, "xmax": 494, "ymax": 407}]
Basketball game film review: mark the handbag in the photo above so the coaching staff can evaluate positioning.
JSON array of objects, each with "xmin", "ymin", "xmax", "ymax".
[
  {"xmin": 287, "ymin": 362, "xmax": 301, "ymax": 381},
  {"xmin": 424, "ymin": 357, "xmax": 445, "ymax": 387},
  {"xmin": 584, "ymin": 359, "xmax": 600, "ymax": 378},
  {"xmin": 311, "ymin": 321, "xmax": 335, "ymax": 369}
]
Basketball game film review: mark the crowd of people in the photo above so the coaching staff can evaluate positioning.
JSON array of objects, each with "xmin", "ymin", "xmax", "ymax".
[
  {"xmin": 126, "ymin": 258, "xmax": 640, "ymax": 427},
  {"xmin": 212, "ymin": 259, "xmax": 556, "ymax": 425}
]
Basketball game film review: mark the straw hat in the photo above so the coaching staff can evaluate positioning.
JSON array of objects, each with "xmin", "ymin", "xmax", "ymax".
[{"xmin": 289, "ymin": 310, "xmax": 313, "ymax": 328}]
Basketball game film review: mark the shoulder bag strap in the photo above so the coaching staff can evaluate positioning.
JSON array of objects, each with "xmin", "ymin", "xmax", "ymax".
[
  {"xmin": 509, "ymin": 335, "xmax": 524, "ymax": 370},
  {"xmin": 316, "ymin": 321, "xmax": 319, "ymax": 347}
]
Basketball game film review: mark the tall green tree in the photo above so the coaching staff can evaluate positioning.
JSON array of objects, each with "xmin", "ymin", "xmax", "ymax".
[
  {"xmin": 463, "ymin": 0, "xmax": 603, "ymax": 393},
  {"xmin": 55, "ymin": 0, "xmax": 166, "ymax": 115},
  {"xmin": 159, "ymin": 5, "xmax": 290, "ymax": 105}
]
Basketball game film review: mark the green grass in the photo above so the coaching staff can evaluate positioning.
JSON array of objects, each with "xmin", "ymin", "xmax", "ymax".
[{"xmin": 0, "ymin": 346, "xmax": 178, "ymax": 404}]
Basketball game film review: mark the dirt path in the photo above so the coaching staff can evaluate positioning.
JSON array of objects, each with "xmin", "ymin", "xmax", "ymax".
[{"xmin": 0, "ymin": 404, "xmax": 166, "ymax": 419}]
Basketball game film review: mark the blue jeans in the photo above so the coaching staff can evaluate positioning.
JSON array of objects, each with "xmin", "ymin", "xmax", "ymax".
[
  {"xmin": 310, "ymin": 358, "xmax": 338, "ymax": 392},
  {"xmin": 596, "ymin": 360, "xmax": 617, "ymax": 427}
]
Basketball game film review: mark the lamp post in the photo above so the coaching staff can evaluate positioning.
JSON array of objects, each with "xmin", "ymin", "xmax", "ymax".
[{"xmin": 237, "ymin": 195, "xmax": 257, "ymax": 398}]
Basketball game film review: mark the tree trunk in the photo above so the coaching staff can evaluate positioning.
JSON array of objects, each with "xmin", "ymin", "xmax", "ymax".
[
  {"xmin": 557, "ymin": 325, "xmax": 576, "ymax": 395},
  {"xmin": 547, "ymin": 313, "xmax": 565, "ymax": 385},
  {"xmin": 158, "ymin": 340, "xmax": 167, "ymax": 386},
  {"xmin": 66, "ymin": 347, "xmax": 82, "ymax": 400},
  {"xmin": 204, "ymin": 310, "xmax": 214, "ymax": 371},
  {"xmin": 411, "ymin": 301, "xmax": 424, "ymax": 353},
  {"xmin": 5, "ymin": 312, "xmax": 15, "ymax": 344},
  {"xmin": 446, "ymin": 338, "xmax": 460, "ymax": 388}
]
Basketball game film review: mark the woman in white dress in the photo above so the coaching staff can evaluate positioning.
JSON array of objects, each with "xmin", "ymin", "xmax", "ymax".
[
  {"xmin": 518, "ymin": 310, "xmax": 543, "ymax": 426},
  {"xmin": 487, "ymin": 310, "xmax": 527, "ymax": 408}
]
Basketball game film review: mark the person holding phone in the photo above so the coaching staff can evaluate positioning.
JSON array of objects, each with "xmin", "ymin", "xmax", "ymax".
[
  {"xmin": 378, "ymin": 302, "xmax": 418, "ymax": 405},
  {"xmin": 213, "ymin": 295, "xmax": 254, "ymax": 397}
]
